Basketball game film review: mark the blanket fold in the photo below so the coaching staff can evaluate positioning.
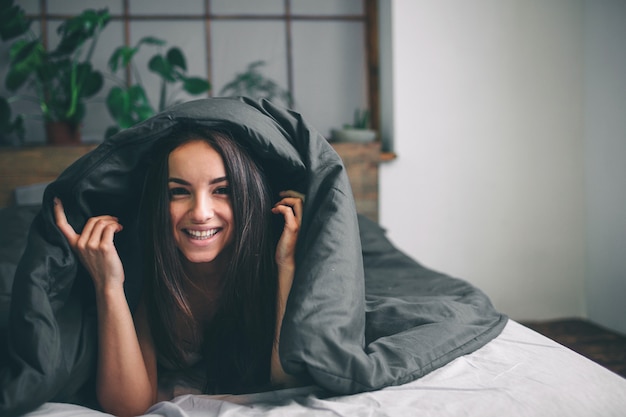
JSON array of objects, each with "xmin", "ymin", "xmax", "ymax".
[{"xmin": 0, "ymin": 97, "xmax": 506, "ymax": 416}]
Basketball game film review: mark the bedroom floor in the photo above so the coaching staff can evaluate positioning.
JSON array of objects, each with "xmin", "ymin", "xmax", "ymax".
[{"xmin": 521, "ymin": 318, "xmax": 626, "ymax": 379}]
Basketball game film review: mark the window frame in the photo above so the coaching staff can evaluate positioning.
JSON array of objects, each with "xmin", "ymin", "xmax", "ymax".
[{"xmin": 29, "ymin": 0, "xmax": 381, "ymax": 140}]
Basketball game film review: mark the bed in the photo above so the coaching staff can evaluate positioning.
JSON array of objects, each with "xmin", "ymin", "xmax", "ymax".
[
  {"xmin": 1, "ymin": 98, "xmax": 625, "ymax": 416},
  {"xmin": 3, "ymin": 206, "xmax": 625, "ymax": 417},
  {"xmin": 22, "ymin": 320, "xmax": 626, "ymax": 417}
]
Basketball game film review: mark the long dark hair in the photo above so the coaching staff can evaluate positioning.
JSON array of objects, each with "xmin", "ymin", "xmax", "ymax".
[{"xmin": 140, "ymin": 126, "xmax": 279, "ymax": 393}]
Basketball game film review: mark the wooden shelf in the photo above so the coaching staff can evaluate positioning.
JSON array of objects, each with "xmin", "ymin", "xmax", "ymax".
[
  {"xmin": 330, "ymin": 141, "xmax": 380, "ymax": 222},
  {"xmin": 1, "ymin": 142, "xmax": 383, "ymax": 222},
  {"xmin": 0, "ymin": 144, "xmax": 97, "ymax": 207}
]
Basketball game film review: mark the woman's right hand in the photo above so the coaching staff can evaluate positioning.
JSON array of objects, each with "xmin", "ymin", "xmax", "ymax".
[
  {"xmin": 54, "ymin": 198, "xmax": 157, "ymax": 416},
  {"xmin": 53, "ymin": 197, "xmax": 125, "ymax": 291}
]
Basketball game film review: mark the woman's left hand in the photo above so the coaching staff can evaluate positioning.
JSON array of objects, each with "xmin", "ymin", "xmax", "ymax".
[{"xmin": 272, "ymin": 190, "xmax": 304, "ymax": 268}]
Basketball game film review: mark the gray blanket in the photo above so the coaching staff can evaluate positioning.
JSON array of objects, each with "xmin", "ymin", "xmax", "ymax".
[{"xmin": 0, "ymin": 97, "xmax": 507, "ymax": 416}]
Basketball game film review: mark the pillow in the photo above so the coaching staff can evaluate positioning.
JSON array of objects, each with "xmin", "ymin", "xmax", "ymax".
[{"xmin": 14, "ymin": 182, "xmax": 50, "ymax": 206}]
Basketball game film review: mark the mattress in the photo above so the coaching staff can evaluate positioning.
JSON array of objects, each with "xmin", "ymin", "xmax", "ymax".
[{"xmin": 23, "ymin": 320, "xmax": 626, "ymax": 417}]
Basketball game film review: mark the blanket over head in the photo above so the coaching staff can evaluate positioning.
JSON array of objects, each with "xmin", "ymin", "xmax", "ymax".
[{"xmin": 0, "ymin": 97, "xmax": 507, "ymax": 416}]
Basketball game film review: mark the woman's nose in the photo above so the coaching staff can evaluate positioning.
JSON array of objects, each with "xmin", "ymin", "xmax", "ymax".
[{"xmin": 190, "ymin": 196, "xmax": 214, "ymax": 222}]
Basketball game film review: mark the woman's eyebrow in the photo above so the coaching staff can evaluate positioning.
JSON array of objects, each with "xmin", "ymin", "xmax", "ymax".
[
  {"xmin": 210, "ymin": 176, "xmax": 229, "ymax": 185},
  {"xmin": 168, "ymin": 176, "xmax": 228, "ymax": 185},
  {"xmin": 168, "ymin": 177, "xmax": 190, "ymax": 185}
]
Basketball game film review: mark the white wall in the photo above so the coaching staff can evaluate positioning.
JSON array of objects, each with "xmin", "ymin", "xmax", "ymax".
[
  {"xmin": 583, "ymin": 0, "xmax": 626, "ymax": 335},
  {"xmin": 380, "ymin": 0, "xmax": 588, "ymax": 322}
]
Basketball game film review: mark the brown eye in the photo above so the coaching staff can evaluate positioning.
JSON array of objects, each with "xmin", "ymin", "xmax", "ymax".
[
  {"xmin": 169, "ymin": 187, "xmax": 189, "ymax": 199},
  {"xmin": 215, "ymin": 186, "xmax": 231, "ymax": 195}
]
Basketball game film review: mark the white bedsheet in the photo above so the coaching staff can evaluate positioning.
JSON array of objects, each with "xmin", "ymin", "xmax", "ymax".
[{"xmin": 25, "ymin": 320, "xmax": 626, "ymax": 417}]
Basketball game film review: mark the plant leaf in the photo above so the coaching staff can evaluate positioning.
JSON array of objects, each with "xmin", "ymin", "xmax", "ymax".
[
  {"xmin": 7, "ymin": 39, "xmax": 42, "ymax": 89},
  {"xmin": 10, "ymin": 38, "xmax": 41, "ymax": 64},
  {"xmin": 54, "ymin": 9, "xmax": 110, "ymax": 56},
  {"xmin": 106, "ymin": 86, "xmax": 130, "ymax": 120},
  {"xmin": 148, "ymin": 55, "xmax": 176, "ymax": 82},
  {"xmin": 135, "ymin": 104, "xmax": 155, "ymax": 122},
  {"xmin": 108, "ymin": 45, "xmax": 138, "ymax": 72},
  {"xmin": 137, "ymin": 36, "xmax": 166, "ymax": 47},
  {"xmin": 166, "ymin": 47, "xmax": 186, "ymax": 71},
  {"xmin": 182, "ymin": 77, "xmax": 210, "ymax": 95},
  {"xmin": 5, "ymin": 68, "xmax": 29, "ymax": 91},
  {"xmin": 80, "ymin": 69, "xmax": 103, "ymax": 98},
  {"xmin": 106, "ymin": 84, "xmax": 155, "ymax": 129},
  {"xmin": 118, "ymin": 113, "xmax": 136, "ymax": 129},
  {"xmin": 0, "ymin": 4, "xmax": 32, "ymax": 41},
  {"xmin": 108, "ymin": 47, "xmax": 123, "ymax": 72},
  {"xmin": 128, "ymin": 85, "xmax": 147, "ymax": 104},
  {"xmin": 38, "ymin": 58, "xmax": 65, "ymax": 85}
]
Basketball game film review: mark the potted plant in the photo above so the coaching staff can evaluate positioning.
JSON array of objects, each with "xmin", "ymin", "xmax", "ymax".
[
  {"xmin": 331, "ymin": 108, "xmax": 377, "ymax": 143},
  {"xmin": 0, "ymin": 1, "xmax": 110, "ymax": 145},
  {"xmin": 105, "ymin": 36, "xmax": 211, "ymax": 139},
  {"xmin": 219, "ymin": 60, "xmax": 292, "ymax": 108}
]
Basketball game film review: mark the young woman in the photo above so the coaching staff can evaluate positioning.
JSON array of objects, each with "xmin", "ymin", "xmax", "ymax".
[{"xmin": 53, "ymin": 128, "xmax": 303, "ymax": 416}]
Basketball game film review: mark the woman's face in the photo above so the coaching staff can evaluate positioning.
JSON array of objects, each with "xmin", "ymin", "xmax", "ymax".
[{"xmin": 167, "ymin": 139, "xmax": 234, "ymax": 266}]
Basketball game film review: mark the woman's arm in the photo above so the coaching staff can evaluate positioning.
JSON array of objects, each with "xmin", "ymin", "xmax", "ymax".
[
  {"xmin": 94, "ymin": 287, "xmax": 157, "ymax": 416},
  {"xmin": 271, "ymin": 262, "xmax": 298, "ymax": 386},
  {"xmin": 270, "ymin": 191, "xmax": 304, "ymax": 387},
  {"xmin": 53, "ymin": 198, "xmax": 157, "ymax": 416}
]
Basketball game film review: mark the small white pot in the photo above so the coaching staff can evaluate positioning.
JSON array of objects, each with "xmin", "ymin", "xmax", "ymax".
[{"xmin": 331, "ymin": 128, "xmax": 377, "ymax": 143}]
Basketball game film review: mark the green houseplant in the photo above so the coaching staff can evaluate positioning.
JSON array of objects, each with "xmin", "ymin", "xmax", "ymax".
[
  {"xmin": 219, "ymin": 60, "xmax": 292, "ymax": 107},
  {"xmin": 331, "ymin": 108, "xmax": 377, "ymax": 143},
  {"xmin": 105, "ymin": 36, "xmax": 211, "ymax": 139},
  {"xmin": 0, "ymin": 1, "xmax": 110, "ymax": 144}
]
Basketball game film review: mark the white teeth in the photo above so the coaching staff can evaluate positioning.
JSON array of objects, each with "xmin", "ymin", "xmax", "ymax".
[{"xmin": 186, "ymin": 229, "xmax": 218, "ymax": 239}]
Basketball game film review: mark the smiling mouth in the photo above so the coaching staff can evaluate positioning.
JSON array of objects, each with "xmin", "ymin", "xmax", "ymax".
[{"xmin": 185, "ymin": 228, "xmax": 219, "ymax": 240}]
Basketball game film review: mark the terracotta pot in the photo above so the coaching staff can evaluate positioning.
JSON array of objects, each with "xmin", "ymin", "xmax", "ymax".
[{"xmin": 45, "ymin": 121, "xmax": 81, "ymax": 145}]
